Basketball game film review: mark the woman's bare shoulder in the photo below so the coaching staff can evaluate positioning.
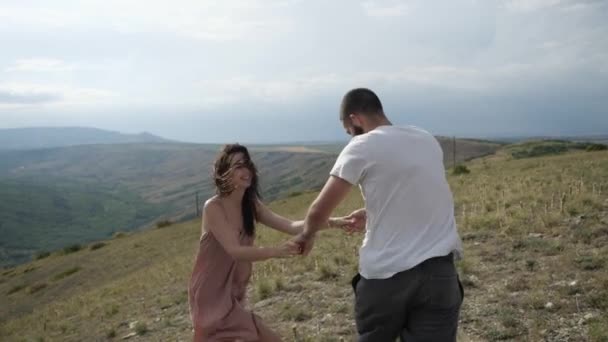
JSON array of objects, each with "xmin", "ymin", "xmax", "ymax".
[{"xmin": 203, "ymin": 196, "xmax": 223, "ymax": 213}]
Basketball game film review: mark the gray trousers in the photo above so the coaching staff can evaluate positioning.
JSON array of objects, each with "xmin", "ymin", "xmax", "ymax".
[{"xmin": 352, "ymin": 254, "xmax": 464, "ymax": 342}]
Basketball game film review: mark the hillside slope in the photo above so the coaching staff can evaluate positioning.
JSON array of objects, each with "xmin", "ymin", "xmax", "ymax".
[{"xmin": 1, "ymin": 149, "xmax": 607, "ymax": 341}]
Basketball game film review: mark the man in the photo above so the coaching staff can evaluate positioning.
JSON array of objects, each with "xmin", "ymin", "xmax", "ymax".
[{"xmin": 294, "ymin": 88, "xmax": 464, "ymax": 341}]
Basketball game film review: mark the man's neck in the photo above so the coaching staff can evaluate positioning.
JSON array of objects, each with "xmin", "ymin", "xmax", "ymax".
[{"xmin": 365, "ymin": 118, "xmax": 392, "ymax": 133}]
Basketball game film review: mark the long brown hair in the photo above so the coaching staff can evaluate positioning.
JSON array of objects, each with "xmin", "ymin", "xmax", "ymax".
[{"xmin": 213, "ymin": 144, "xmax": 260, "ymax": 236}]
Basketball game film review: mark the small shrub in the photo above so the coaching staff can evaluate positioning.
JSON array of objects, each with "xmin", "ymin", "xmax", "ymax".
[
  {"xmin": 511, "ymin": 144, "xmax": 568, "ymax": 159},
  {"xmin": 505, "ymin": 277, "xmax": 530, "ymax": 292},
  {"xmin": 567, "ymin": 206, "xmax": 580, "ymax": 217},
  {"xmin": 89, "ymin": 242, "xmax": 106, "ymax": 251},
  {"xmin": 589, "ymin": 319, "xmax": 608, "ymax": 341},
  {"xmin": 586, "ymin": 143, "xmax": 608, "ymax": 152},
  {"xmin": 525, "ymin": 259, "xmax": 536, "ymax": 271},
  {"xmin": 173, "ymin": 290, "xmax": 188, "ymax": 305},
  {"xmin": 53, "ymin": 266, "xmax": 81, "ymax": 281},
  {"xmin": 575, "ymin": 255, "xmax": 604, "ymax": 271},
  {"xmin": 2, "ymin": 269, "xmax": 15, "ymax": 277},
  {"xmin": 7, "ymin": 284, "xmax": 26, "ymax": 295},
  {"xmin": 105, "ymin": 304, "xmax": 119, "ymax": 317},
  {"xmin": 333, "ymin": 255, "xmax": 350, "ymax": 266},
  {"xmin": 526, "ymin": 292, "xmax": 547, "ymax": 310},
  {"xmin": 588, "ymin": 290, "xmax": 608, "ymax": 310},
  {"xmin": 106, "ymin": 329, "xmax": 116, "ymax": 338},
  {"xmin": 256, "ymin": 279, "xmax": 273, "ymax": 300},
  {"xmin": 452, "ymin": 164, "xmax": 470, "ymax": 175},
  {"xmin": 135, "ymin": 322, "xmax": 148, "ymax": 336},
  {"xmin": 468, "ymin": 214, "xmax": 503, "ymax": 231},
  {"xmin": 485, "ymin": 327, "xmax": 521, "ymax": 341},
  {"xmin": 156, "ymin": 220, "xmax": 172, "ymax": 229},
  {"xmin": 283, "ymin": 304, "xmax": 312, "ymax": 322},
  {"xmin": 317, "ymin": 263, "xmax": 339, "ymax": 281},
  {"xmin": 23, "ymin": 266, "xmax": 38, "ymax": 273},
  {"xmin": 112, "ymin": 232, "xmax": 127, "ymax": 239},
  {"xmin": 456, "ymin": 258, "xmax": 474, "ymax": 275},
  {"xmin": 334, "ymin": 303, "xmax": 349, "ymax": 314},
  {"xmin": 34, "ymin": 251, "xmax": 51, "ymax": 260},
  {"xmin": 513, "ymin": 237, "xmax": 563, "ymax": 256},
  {"xmin": 61, "ymin": 244, "xmax": 82, "ymax": 255},
  {"xmin": 274, "ymin": 277, "xmax": 286, "ymax": 291},
  {"xmin": 498, "ymin": 308, "xmax": 523, "ymax": 330},
  {"xmin": 27, "ymin": 282, "xmax": 48, "ymax": 294}
]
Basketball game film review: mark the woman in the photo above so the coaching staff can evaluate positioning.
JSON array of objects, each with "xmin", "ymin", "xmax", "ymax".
[{"xmin": 189, "ymin": 144, "xmax": 348, "ymax": 341}]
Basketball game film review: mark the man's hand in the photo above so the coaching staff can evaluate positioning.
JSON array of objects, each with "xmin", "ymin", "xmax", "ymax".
[
  {"xmin": 342, "ymin": 208, "xmax": 366, "ymax": 234},
  {"xmin": 292, "ymin": 231, "xmax": 316, "ymax": 256}
]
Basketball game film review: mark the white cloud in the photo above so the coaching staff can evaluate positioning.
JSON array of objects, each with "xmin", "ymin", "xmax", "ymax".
[
  {"xmin": 504, "ymin": 0, "xmax": 562, "ymax": 12},
  {"xmin": 361, "ymin": 0, "xmax": 410, "ymax": 17},
  {"xmin": 0, "ymin": 6, "xmax": 85, "ymax": 29},
  {"xmin": 191, "ymin": 56, "xmax": 601, "ymax": 107},
  {"xmin": 0, "ymin": 1, "xmax": 292, "ymax": 41},
  {"xmin": 192, "ymin": 75, "xmax": 338, "ymax": 107},
  {"xmin": 0, "ymin": 83, "xmax": 117, "ymax": 108},
  {"xmin": 192, "ymin": 65, "xmax": 512, "ymax": 106},
  {"xmin": 5, "ymin": 58, "xmax": 74, "ymax": 72},
  {"xmin": 0, "ymin": 0, "xmax": 606, "ymax": 138}
]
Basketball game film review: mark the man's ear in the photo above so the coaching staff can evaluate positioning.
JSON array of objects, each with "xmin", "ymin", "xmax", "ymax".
[{"xmin": 349, "ymin": 113, "xmax": 362, "ymax": 127}]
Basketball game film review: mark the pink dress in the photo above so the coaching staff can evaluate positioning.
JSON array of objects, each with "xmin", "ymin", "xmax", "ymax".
[{"xmin": 189, "ymin": 226, "xmax": 261, "ymax": 341}]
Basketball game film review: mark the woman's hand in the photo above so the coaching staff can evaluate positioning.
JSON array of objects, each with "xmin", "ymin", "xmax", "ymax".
[{"xmin": 273, "ymin": 240, "xmax": 301, "ymax": 258}]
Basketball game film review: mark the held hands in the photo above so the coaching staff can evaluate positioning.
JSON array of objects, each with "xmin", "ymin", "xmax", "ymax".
[
  {"xmin": 290, "ymin": 209, "xmax": 367, "ymax": 257},
  {"xmin": 274, "ymin": 239, "xmax": 302, "ymax": 258},
  {"xmin": 291, "ymin": 231, "xmax": 316, "ymax": 256}
]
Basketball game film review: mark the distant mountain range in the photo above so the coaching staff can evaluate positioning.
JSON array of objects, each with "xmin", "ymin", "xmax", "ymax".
[
  {"xmin": 483, "ymin": 134, "xmax": 608, "ymax": 144},
  {"xmin": 0, "ymin": 127, "xmax": 172, "ymax": 150}
]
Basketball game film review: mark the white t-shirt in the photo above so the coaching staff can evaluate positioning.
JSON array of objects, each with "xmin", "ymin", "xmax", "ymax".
[{"xmin": 330, "ymin": 125, "xmax": 463, "ymax": 279}]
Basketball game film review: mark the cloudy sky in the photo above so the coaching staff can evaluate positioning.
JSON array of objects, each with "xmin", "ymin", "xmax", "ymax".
[{"xmin": 0, "ymin": 0, "xmax": 606, "ymax": 143}]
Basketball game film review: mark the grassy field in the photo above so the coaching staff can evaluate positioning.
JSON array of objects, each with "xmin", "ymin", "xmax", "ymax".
[{"xmin": 2, "ymin": 147, "xmax": 606, "ymax": 341}]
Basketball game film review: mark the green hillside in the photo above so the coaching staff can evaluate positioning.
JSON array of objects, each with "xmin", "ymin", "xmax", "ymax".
[
  {"xmin": 0, "ymin": 178, "xmax": 166, "ymax": 265},
  {"xmin": 0, "ymin": 144, "xmax": 338, "ymax": 267},
  {"xmin": 1, "ymin": 149, "xmax": 607, "ymax": 341}
]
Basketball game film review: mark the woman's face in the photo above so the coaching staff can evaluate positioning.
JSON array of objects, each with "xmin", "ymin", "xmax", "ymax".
[{"xmin": 228, "ymin": 152, "xmax": 253, "ymax": 190}]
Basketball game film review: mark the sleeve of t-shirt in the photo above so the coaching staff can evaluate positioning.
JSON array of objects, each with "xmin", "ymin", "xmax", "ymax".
[{"xmin": 330, "ymin": 139, "xmax": 367, "ymax": 185}]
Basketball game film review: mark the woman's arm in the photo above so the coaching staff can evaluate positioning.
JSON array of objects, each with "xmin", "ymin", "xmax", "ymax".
[
  {"xmin": 256, "ymin": 200, "xmax": 348, "ymax": 235},
  {"xmin": 204, "ymin": 201, "xmax": 298, "ymax": 261}
]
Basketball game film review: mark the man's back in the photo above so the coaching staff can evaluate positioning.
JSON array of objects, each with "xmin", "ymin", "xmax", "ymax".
[{"xmin": 331, "ymin": 125, "xmax": 463, "ymax": 279}]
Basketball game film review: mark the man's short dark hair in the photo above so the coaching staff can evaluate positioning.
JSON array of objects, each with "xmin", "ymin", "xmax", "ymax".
[{"xmin": 340, "ymin": 88, "xmax": 384, "ymax": 120}]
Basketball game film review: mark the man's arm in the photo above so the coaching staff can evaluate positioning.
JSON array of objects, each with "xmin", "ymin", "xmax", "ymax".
[
  {"xmin": 295, "ymin": 175, "xmax": 353, "ymax": 255},
  {"xmin": 256, "ymin": 200, "xmax": 352, "ymax": 236}
]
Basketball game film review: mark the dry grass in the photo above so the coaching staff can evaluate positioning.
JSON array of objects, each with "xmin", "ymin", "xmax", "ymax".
[{"xmin": 0, "ymin": 149, "xmax": 607, "ymax": 341}]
